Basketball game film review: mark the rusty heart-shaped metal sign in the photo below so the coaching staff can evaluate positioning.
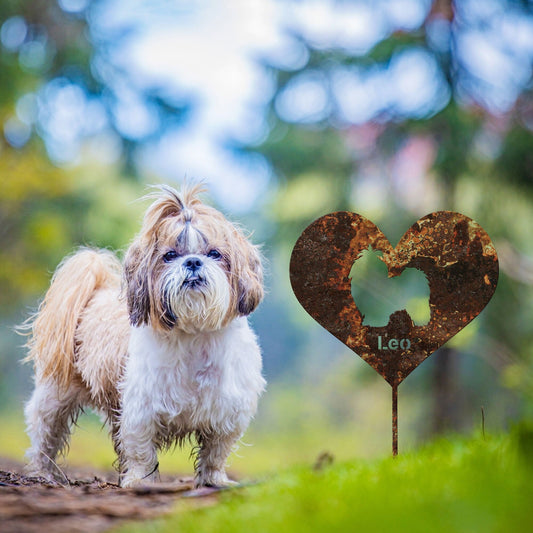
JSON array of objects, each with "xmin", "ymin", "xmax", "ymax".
[{"xmin": 290, "ymin": 211, "xmax": 499, "ymax": 388}]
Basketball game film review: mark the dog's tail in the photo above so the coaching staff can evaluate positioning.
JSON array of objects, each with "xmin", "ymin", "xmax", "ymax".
[{"xmin": 20, "ymin": 248, "xmax": 122, "ymax": 389}]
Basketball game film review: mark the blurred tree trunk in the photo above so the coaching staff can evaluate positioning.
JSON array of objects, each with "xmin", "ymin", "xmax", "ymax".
[{"xmin": 431, "ymin": 346, "xmax": 462, "ymax": 434}]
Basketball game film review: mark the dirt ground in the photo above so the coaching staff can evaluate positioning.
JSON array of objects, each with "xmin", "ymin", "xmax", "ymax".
[{"xmin": 0, "ymin": 458, "xmax": 222, "ymax": 533}]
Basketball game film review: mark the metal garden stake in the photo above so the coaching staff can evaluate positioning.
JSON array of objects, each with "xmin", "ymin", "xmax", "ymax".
[{"xmin": 290, "ymin": 211, "xmax": 498, "ymax": 456}]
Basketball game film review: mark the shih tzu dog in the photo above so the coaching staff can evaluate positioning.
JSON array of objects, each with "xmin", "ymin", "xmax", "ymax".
[{"xmin": 22, "ymin": 184, "xmax": 265, "ymax": 488}]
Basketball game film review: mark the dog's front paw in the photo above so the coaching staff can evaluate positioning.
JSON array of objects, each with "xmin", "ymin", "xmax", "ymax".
[
  {"xmin": 195, "ymin": 469, "xmax": 237, "ymax": 489},
  {"xmin": 120, "ymin": 476, "xmax": 148, "ymax": 488},
  {"xmin": 120, "ymin": 464, "xmax": 160, "ymax": 488}
]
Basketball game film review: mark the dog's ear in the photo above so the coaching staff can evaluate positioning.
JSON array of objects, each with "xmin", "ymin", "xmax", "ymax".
[
  {"xmin": 123, "ymin": 240, "xmax": 152, "ymax": 327},
  {"xmin": 235, "ymin": 239, "xmax": 264, "ymax": 316},
  {"xmin": 123, "ymin": 186, "xmax": 189, "ymax": 329}
]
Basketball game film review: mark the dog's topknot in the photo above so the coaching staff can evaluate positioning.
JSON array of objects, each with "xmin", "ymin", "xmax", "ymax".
[{"xmin": 143, "ymin": 183, "xmax": 207, "ymax": 225}]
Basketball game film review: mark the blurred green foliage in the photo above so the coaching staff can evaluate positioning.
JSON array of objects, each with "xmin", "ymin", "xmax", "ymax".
[{"xmin": 0, "ymin": 1, "xmax": 148, "ymax": 406}]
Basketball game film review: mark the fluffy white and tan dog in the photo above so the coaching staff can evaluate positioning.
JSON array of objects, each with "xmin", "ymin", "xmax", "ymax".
[{"xmin": 22, "ymin": 184, "xmax": 265, "ymax": 488}]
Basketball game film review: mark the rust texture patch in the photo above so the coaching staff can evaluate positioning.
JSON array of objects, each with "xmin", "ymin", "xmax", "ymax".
[{"xmin": 290, "ymin": 211, "xmax": 499, "ymax": 388}]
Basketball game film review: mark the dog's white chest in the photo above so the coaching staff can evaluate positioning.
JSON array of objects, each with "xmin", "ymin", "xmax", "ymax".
[{"xmin": 122, "ymin": 319, "xmax": 264, "ymax": 434}]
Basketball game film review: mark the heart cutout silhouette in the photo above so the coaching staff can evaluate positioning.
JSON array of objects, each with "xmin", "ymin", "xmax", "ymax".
[{"xmin": 290, "ymin": 211, "xmax": 498, "ymax": 387}]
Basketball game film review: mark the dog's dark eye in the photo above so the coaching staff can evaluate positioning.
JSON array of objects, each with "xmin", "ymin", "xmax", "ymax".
[
  {"xmin": 163, "ymin": 250, "xmax": 178, "ymax": 262},
  {"xmin": 207, "ymin": 249, "xmax": 221, "ymax": 260}
]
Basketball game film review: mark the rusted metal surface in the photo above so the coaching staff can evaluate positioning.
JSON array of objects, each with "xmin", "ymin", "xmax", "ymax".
[{"xmin": 290, "ymin": 211, "xmax": 499, "ymax": 388}]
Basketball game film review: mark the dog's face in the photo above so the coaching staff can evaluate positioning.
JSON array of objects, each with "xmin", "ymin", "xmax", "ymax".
[{"xmin": 124, "ymin": 185, "xmax": 263, "ymax": 334}]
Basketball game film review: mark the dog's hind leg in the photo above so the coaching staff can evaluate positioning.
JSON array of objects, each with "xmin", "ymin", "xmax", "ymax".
[
  {"xmin": 109, "ymin": 412, "xmax": 127, "ymax": 480},
  {"xmin": 24, "ymin": 378, "xmax": 83, "ymax": 482}
]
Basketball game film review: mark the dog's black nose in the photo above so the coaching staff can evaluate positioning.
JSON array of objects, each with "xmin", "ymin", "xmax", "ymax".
[{"xmin": 184, "ymin": 256, "xmax": 203, "ymax": 272}]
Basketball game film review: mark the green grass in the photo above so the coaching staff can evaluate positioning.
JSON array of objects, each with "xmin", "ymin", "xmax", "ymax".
[{"xmin": 116, "ymin": 431, "xmax": 533, "ymax": 533}]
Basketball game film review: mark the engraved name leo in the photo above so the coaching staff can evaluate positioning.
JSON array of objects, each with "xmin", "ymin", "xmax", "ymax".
[{"xmin": 377, "ymin": 335, "xmax": 411, "ymax": 351}]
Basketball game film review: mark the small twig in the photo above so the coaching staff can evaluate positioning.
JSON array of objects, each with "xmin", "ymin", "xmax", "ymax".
[
  {"xmin": 39, "ymin": 452, "xmax": 70, "ymax": 486},
  {"xmin": 142, "ymin": 461, "xmax": 160, "ymax": 479},
  {"xmin": 313, "ymin": 451, "xmax": 335, "ymax": 471},
  {"xmin": 481, "ymin": 406, "xmax": 486, "ymax": 440}
]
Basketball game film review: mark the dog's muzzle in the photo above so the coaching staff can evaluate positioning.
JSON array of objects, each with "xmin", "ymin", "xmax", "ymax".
[{"xmin": 182, "ymin": 256, "xmax": 205, "ymax": 288}]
